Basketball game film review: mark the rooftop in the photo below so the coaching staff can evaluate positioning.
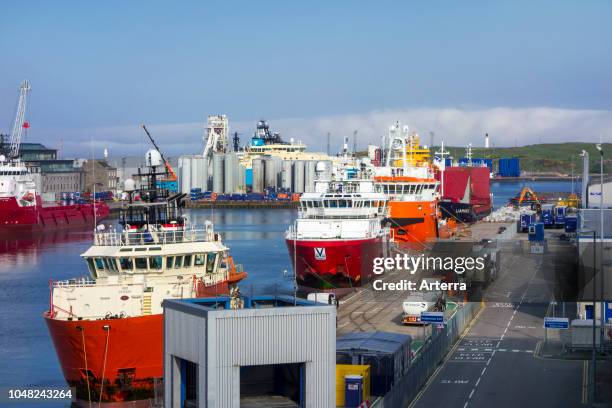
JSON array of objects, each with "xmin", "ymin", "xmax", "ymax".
[{"xmin": 163, "ymin": 295, "xmax": 325, "ymax": 316}]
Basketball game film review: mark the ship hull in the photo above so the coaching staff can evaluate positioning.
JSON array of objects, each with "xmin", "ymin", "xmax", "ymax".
[
  {"xmin": 386, "ymin": 200, "xmax": 439, "ymax": 246},
  {"xmin": 285, "ymin": 236, "xmax": 385, "ymax": 290},
  {"xmin": 439, "ymin": 201, "xmax": 492, "ymax": 223},
  {"xmin": 44, "ymin": 280, "xmax": 231, "ymax": 404},
  {"xmin": 0, "ymin": 196, "xmax": 109, "ymax": 234}
]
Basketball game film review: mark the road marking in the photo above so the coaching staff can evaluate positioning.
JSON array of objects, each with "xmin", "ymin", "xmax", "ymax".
[
  {"xmin": 582, "ymin": 360, "xmax": 588, "ymax": 404},
  {"xmin": 475, "ymin": 377, "xmax": 481, "ymax": 387},
  {"xmin": 463, "ymin": 402, "xmax": 469, "ymax": 408},
  {"xmin": 481, "ymin": 367, "xmax": 487, "ymax": 376},
  {"xmin": 498, "ymin": 348, "xmax": 507, "ymax": 352},
  {"xmin": 469, "ymin": 389, "xmax": 475, "ymax": 399}
]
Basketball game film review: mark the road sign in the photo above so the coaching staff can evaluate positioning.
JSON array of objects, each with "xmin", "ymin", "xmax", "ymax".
[
  {"xmin": 421, "ymin": 311, "xmax": 445, "ymax": 324},
  {"xmin": 544, "ymin": 317, "xmax": 569, "ymax": 329}
]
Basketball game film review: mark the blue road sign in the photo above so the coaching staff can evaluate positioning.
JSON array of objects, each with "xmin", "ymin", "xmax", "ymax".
[
  {"xmin": 421, "ymin": 311, "xmax": 445, "ymax": 324},
  {"xmin": 544, "ymin": 317, "xmax": 569, "ymax": 329}
]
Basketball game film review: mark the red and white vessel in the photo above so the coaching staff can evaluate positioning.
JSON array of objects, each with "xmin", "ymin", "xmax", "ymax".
[
  {"xmin": 44, "ymin": 151, "xmax": 247, "ymax": 405},
  {"xmin": 285, "ymin": 165, "xmax": 389, "ymax": 291},
  {"xmin": 0, "ymin": 159, "xmax": 109, "ymax": 233},
  {"xmin": 0, "ymin": 80, "xmax": 108, "ymax": 234}
]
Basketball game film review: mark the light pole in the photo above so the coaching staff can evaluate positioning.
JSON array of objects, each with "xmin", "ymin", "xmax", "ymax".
[{"xmin": 595, "ymin": 143, "xmax": 604, "ymax": 350}]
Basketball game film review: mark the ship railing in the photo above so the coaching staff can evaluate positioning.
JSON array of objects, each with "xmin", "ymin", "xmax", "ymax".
[
  {"xmin": 52, "ymin": 278, "xmax": 96, "ymax": 288},
  {"xmin": 94, "ymin": 227, "xmax": 216, "ymax": 246},
  {"xmin": 297, "ymin": 207, "xmax": 389, "ymax": 219},
  {"xmin": 285, "ymin": 224, "xmax": 387, "ymax": 240}
]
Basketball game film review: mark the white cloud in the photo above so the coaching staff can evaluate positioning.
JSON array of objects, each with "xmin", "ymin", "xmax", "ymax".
[{"xmin": 47, "ymin": 106, "xmax": 612, "ymax": 158}]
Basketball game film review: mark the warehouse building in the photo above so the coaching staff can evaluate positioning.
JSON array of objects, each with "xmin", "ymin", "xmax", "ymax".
[{"xmin": 163, "ymin": 295, "xmax": 336, "ymax": 408}]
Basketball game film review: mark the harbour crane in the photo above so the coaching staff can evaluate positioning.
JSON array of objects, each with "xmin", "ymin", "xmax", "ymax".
[
  {"xmin": 4, "ymin": 80, "xmax": 31, "ymax": 160},
  {"xmin": 141, "ymin": 124, "xmax": 177, "ymax": 181}
]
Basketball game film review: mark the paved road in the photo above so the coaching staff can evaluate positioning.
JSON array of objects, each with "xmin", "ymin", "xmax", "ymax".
[{"xmin": 411, "ymin": 240, "xmax": 585, "ymax": 408}]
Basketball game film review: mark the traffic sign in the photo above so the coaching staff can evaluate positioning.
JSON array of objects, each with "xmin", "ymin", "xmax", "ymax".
[
  {"xmin": 421, "ymin": 311, "xmax": 445, "ymax": 324},
  {"xmin": 544, "ymin": 317, "xmax": 569, "ymax": 329}
]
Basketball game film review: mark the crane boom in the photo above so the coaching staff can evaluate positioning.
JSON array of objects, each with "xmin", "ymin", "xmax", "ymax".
[
  {"xmin": 141, "ymin": 124, "xmax": 177, "ymax": 181},
  {"xmin": 9, "ymin": 80, "xmax": 31, "ymax": 159}
]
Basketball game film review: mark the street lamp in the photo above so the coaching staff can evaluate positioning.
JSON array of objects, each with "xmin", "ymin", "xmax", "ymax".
[{"xmin": 595, "ymin": 144, "xmax": 604, "ymax": 350}]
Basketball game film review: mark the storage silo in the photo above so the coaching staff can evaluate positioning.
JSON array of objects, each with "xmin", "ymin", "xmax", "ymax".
[
  {"xmin": 178, "ymin": 155, "xmax": 191, "ymax": 194},
  {"xmin": 238, "ymin": 164, "xmax": 246, "ymax": 193},
  {"xmin": 198, "ymin": 156, "xmax": 209, "ymax": 191},
  {"xmin": 264, "ymin": 158, "xmax": 277, "ymax": 189},
  {"xmin": 305, "ymin": 160, "xmax": 317, "ymax": 192},
  {"xmin": 224, "ymin": 152, "xmax": 238, "ymax": 194},
  {"xmin": 252, "ymin": 158, "xmax": 264, "ymax": 193},
  {"xmin": 293, "ymin": 160, "xmax": 305, "ymax": 193},
  {"xmin": 190, "ymin": 156, "xmax": 200, "ymax": 191},
  {"xmin": 281, "ymin": 160, "xmax": 293, "ymax": 191},
  {"xmin": 212, "ymin": 153, "xmax": 225, "ymax": 193}
]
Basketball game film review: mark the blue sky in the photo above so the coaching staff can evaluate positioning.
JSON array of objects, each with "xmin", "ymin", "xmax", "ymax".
[{"xmin": 1, "ymin": 1, "xmax": 611, "ymax": 156}]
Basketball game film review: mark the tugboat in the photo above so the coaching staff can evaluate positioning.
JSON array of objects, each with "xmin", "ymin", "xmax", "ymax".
[
  {"xmin": 285, "ymin": 162, "xmax": 389, "ymax": 292},
  {"xmin": 44, "ymin": 145, "xmax": 247, "ymax": 405},
  {"xmin": 0, "ymin": 81, "xmax": 109, "ymax": 233}
]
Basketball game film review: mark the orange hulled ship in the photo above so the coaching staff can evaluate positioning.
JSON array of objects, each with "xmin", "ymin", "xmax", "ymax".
[
  {"xmin": 374, "ymin": 123, "xmax": 453, "ymax": 247},
  {"xmin": 43, "ymin": 150, "xmax": 246, "ymax": 406}
]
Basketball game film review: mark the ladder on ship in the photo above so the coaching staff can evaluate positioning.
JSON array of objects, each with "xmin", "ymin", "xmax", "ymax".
[{"xmin": 142, "ymin": 294, "xmax": 152, "ymax": 315}]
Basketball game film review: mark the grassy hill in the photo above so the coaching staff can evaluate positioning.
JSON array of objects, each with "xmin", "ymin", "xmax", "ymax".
[{"xmin": 439, "ymin": 142, "xmax": 611, "ymax": 175}]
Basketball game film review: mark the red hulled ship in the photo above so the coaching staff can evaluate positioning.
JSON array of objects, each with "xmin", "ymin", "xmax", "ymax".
[
  {"xmin": 286, "ymin": 168, "xmax": 389, "ymax": 291},
  {"xmin": 44, "ymin": 149, "xmax": 246, "ymax": 406}
]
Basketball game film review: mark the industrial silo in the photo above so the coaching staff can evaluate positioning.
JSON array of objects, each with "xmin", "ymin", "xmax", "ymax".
[
  {"xmin": 264, "ymin": 158, "xmax": 277, "ymax": 189},
  {"xmin": 293, "ymin": 160, "xmax": 305, "ymax": 193},
  {"xmin": 281, "ymin": 160, "xmax": 293, "ymax": 191},
  {"xmin": 190, "ymin": 155, "xmax": 200, "ymax": 191},
  {"xmin": 238, "ymin": 164, "xmax": 246, "ymax": 193},
  {"xmin": 212, "ymin": 153, "xmax": 225, "ymax": 193},
  {"xmin": 198, "ymin": 156, "xmax": 209, "ymax": 191},
  {"xmin": 252, "ymin": 158, "xmax": 264, "ymax": 193},
  {"xmin": 224, "ymin": 152, "xmax": 238, "ymax": 194},
  {"xmin": 179, "ymin": 155, "xmax": 191, "ymax": 194},
  {"xmin": 305, "ymin": 160, "xmax": 317, "ymax": 192}
]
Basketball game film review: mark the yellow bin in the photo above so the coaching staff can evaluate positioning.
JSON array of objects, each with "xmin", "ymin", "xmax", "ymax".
[{"xmin": 336, "ymin": 364, "xmax": 371, "ymax": 407}]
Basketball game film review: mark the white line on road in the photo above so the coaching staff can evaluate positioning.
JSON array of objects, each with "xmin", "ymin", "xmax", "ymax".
[
  {"xmin": 469, "ymin": 389, "xmax": 475, "ymax": 399},
  {"xmin": 475, "ymin": 377, "xmax": 481, "ymax": 387},
  {"xmin": 481, "ymin": 367, "xmax": 487, "ymax": 376}
]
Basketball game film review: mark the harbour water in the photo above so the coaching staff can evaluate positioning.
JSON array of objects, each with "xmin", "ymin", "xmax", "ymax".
[{"xmin": 0, "ymin": 180, "xmax": 578, "ymax": 395}]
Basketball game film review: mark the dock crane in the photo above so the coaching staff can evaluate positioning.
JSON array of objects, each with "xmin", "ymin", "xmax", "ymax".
[
  {"xmin": 141, "ymin": 124, "xmax": 177, "ymax": 181},
  {"xmin": 1, "ymin": 80, "xmax": 31, "ymax": 161}
]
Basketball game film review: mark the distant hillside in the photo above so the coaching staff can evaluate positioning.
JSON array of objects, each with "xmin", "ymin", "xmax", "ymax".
[{"xmin": 438, "ymin": 142, "xmax": 611, "ymax": 175}]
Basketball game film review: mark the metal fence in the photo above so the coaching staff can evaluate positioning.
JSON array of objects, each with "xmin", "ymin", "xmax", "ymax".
[{"xmin": 372, "ymin": 301, "xmax": 481, "ymax": 408}]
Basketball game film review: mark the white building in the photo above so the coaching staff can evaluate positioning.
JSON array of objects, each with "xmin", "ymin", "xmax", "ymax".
[{"xmin": 163, "ymin": 295, "xmax": 336, "ymax": 408}]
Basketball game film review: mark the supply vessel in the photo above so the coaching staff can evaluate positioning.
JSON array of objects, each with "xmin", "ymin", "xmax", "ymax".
[
  {"xmin": 44, "ymin": 148, "xmax": 247, "ymax": 405},
  {"xmin": 285, "ymin": 162, "xmax": 389, "ymax": 290},
  {"xmin": 373, "ymin": 123, "xmax": 446, "ymax": 247},
  {"xmin": 0, "ymin": 80, "xmax": 109, "ymax": 233}
]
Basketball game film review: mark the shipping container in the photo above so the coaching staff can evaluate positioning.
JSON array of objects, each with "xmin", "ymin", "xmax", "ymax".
[
  {"xmin": 498, "ymin": 158, "xmax": 520, "ymax": 177},
  {"xmin": 541, "ymin": 204, "xmax": 554, "ymax": 227},
  {"xmin": 528, "ymin": 222, "xmax": 545, "ymax": 242},
  {"xmin": 565, "ymin": 215, "xmax": 578, "ymax": 233},
  {"xmin": 336, "ymin": 331, "xmax": 411, "ymax": 396},
  {"xmin": 554, "ymin": 205, "xmax": 568, "ymax": 227},
  {"xmin": 519, "ymin": 212, "xmax": 536, "ymax": 232}
]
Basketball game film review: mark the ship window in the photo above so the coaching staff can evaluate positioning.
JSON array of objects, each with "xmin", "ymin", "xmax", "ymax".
[
  {"xmin": 338, "ymin": 200, "xmax": 347, "ymax": 208},
  {"xmin": 166, "ymin": 256, "xmax": 174, "ymax": 268},
  {"xmin": 194, "ymin": 254, "xmax": 205, "ymax": 266},
  {"xmin": 174, "ymin": 256, "xmax": 183, "ymax": 269},
  {"xmin": 120, "ymin": 257, "xmax": 133, "ymax": 271},
  {"xmin": 206, "ymin": 253, "xmax": 217, "ymax": 273},
  {"xmin": 135, "ymin": 257, "xmax": 148, "ymax": 270},
  {"xmin": 86, "ymin": 258, "xmax": 96, "ymax": 276},
  {"xmin": 94, "ymin": 258, "xmax": 105, "ymax": 271},
  {"xmin": 184, "ymin": 255, "xmax": 192, "ymax": 268},
  {"xmin": 149, "ymin": 256, "xmax": 163, "ymax": 270}
]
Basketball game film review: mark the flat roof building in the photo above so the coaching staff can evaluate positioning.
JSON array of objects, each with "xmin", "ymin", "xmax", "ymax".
[{"xmin": 163, "ymin": 295, "xmax": 336, "ymax": 408}]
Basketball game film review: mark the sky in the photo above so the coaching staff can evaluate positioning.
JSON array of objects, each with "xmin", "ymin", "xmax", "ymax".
[{"xmin": 1, "ymin": 1, "xmax": 611, "ymax": 157}]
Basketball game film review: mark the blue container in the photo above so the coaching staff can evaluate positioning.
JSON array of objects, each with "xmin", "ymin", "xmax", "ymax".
[
  {"xmin": 498, "ymin": 158, "xmax": 520, "ymax": 177},
  {"xmin": 554, "ymin": 206, "xmax": 567, "ymax": 226},
  {"xmin": 245, "ymin": 168, "xmax": 253, "ymax": 187},
  {"xmin": 344, "ymin": 375, "xmax": 363, "ymax": 408},
  {"xmin": 564, "ymin": 215, "xmax": 578, "ymax": 233},
  {"xmin": 445, "ymin": 158, "xmax": 453, "ymax": 166},
  {"xmin": 541, "ymin": 204, "xmax": 554, "ymax": 227},
  {"xmin": 528, "ymin": 222, "xmax": 545, "ymax": 241},
  {"xmin": 520, "ymin": 213, "xmax": 536, "ymax": 232}
]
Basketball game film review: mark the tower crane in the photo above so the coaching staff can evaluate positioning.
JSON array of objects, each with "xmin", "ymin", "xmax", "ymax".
[{"xmin": 8, "ymin": 80, "xmax": 31, "ymax": 160}]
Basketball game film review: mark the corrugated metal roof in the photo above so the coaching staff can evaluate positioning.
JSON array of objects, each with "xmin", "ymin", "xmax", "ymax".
[{"xmin": 336, "ymin": 331, "xmax": 411, "ymax": 355}]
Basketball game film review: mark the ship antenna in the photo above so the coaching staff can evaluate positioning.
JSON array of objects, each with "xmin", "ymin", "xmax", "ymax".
[{"xmin": 91, "ymin": 136, "xmax": 97, "ymax": 231}]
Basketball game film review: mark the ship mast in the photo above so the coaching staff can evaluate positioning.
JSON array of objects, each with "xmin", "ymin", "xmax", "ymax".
[{"xmin": 9, "ymin": 80, "xmax": 31, "ymax": 160}]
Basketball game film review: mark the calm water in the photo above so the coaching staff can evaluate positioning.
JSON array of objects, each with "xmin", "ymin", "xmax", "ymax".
[{"xmin": 0, "ymin": 180, "xmax": 578, "ymax": 400}]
